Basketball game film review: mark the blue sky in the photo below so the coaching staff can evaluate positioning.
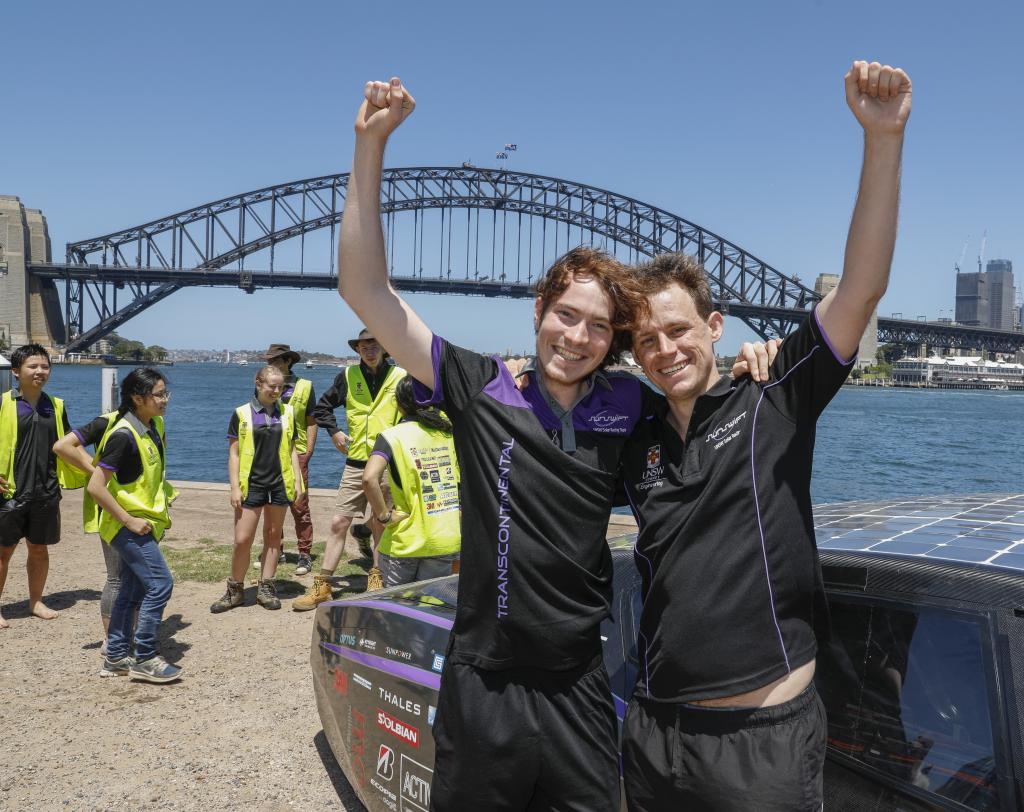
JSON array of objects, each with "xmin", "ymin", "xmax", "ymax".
[{"xmin": 5, "ymin": 0, "xmax": 1022, "ymax": 354}]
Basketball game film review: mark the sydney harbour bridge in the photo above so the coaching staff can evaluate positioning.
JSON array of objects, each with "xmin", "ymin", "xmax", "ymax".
[{"xmin": 9, "ymin": 166, "xmax": 1024, "ymax": 355}]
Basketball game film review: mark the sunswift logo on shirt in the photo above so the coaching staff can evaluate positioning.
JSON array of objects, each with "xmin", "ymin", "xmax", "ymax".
[
  {"xmin": 587, "ymin": 409, "xmax": 631, "ymax": 433},
  {"xmin": 496, "ymin": 439, "xmax": 514, "ymax": 620},
  {"xmin": 706, "ymin": 411, "xmax": 747, "ymax": 450}
]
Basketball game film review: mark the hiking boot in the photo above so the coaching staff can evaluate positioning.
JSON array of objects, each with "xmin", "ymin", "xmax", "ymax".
[
  {"xmin": 294, "ymin": 553, "xmax": 313, "ymax": 576},
  {"xmin": 292, "ymin": 575, "xmax": 333, "ymax": 612},
  {"xmin": 366, "ymin": 567, "xmax": 384, "ymax": 592},
  {"xmin": 100, "ymin": 655, "xmax": 135, "ymax": 678},
  {"xmin": 210, "ymin": 578, "xmax": 244, "ymax": 613},
  {"xmin": 256, "ymin": 579, "xmax": 281, "ymax": 610},
  {"xmin": 130, "ymin": 655, "xmax": 183, "ymax": 684},
  {"xmin": 352, "ymin": 523, "xmax": 373, "ymax": 559}
]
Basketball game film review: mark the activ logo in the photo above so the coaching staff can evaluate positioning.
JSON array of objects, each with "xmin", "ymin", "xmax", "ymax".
[
  {"xmin": 377, "ymin": 744, "xmax": 395, "ymax": 781},
  {"xmin": 377, "ymin": 709, "xmax": 420, "ymax": 748},
  {"xmin": 400, "ymin": 753, "xmax": 433, "ymax": 811}
]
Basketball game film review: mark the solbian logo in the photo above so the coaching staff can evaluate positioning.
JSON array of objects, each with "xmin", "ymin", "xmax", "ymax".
[
  {"xmin": 377, "ymin": 709, "xmax": 420, "ymax": 748},
  {"xmin": 376, "ymin": 744, "xmax": 395, "ymax": 781}
]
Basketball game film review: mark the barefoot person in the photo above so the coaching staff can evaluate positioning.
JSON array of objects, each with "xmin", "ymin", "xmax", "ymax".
[
  {"xmin": 0, "ymin": 343, "xmax": 87, "ymax": 628},
  {"xmin": 211, "ymin": 365, "xmax": 303, "ymax": 612},
  {"xmin": 87, "ymin": 368, "xmax": 183, "ymax": 682},
  {"xmin": 618, "ymin": 61, "xmax": 912, "ymax": 811},
  {"xmin": 335, "ymin": 77, "xmax": 776, "ymax": 811}
]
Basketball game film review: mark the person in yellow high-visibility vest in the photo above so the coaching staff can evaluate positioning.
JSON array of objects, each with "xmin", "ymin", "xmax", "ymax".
[
  {"xmin": 362, "ymin": 376, "xmax": 460, "ymax": 587},
  {"xmin": 294, "ymin": 328, "xmax": 403, "ymax": 610},
  {"xmin": 86, "ymin": 367, "xmax": 182, "ymax": 683},
  {"xmin": 261, "ymin": 343, "xmax": 318, "ymax": 576},
  {"xmin": 0, "ymin": 343, "xmax": 88, "ymax": 629},
  {"xmin": 211, "ymin": 365, "xmax": 303, "ymax": 613}
]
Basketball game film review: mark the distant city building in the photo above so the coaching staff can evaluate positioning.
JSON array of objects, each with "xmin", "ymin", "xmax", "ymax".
[
  {"xmin": 814, "ymin": 273, "xmax": 877, "ymax": 368},
  {"xmin": 893, "ymin": 355, "xmax": 1024, "ymax": 387},
  {"xmin": 955, "ymin": 259, "xmax": 1015, "ymax": 329}
]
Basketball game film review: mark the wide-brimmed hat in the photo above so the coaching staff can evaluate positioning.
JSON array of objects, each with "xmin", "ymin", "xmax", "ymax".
[
  {"xmin": 348, "ymin": 328, "xmax": 379, "ymax": 352},
  {"xmin": 263, "ymin": 343, "xmax": 301, "ymax": 366}
]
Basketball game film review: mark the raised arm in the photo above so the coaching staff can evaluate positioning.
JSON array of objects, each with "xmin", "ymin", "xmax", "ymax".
[
  {"xmin": 817, "ymin": 60, "xmax": 912, "ymax": 360},
  {"xmin": 339, "ymin": 77, "xmax": 434, "ymax": 387}
]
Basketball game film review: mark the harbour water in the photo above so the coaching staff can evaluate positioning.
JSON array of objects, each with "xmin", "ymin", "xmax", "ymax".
[{"xmin": 41, "ymin": 363, "xmax": 1023, "ymax": 503}]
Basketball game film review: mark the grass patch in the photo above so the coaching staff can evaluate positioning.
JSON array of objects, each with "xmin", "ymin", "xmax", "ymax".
[{"xmin": 162, "ymin": 538, "xmax": 369, "ymax": 591}]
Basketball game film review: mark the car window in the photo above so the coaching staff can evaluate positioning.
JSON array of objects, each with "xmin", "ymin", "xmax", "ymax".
[{"xmin": 817, "ymin": 599, "xmax": 1005, "ymax": 811}]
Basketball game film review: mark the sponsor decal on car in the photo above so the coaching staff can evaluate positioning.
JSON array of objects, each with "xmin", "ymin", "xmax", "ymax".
[
  {"xmin": 377, "ymin": 744, "xmax": 395, "ymax": 781},
  {"xmin": 379, "ymin": 686, "xmax": 422, "ymax": 717},
  {"xmin": 352, "ymin": 672, "xmax": 373, "ymax": 691},
  {"xmin": 370, "ymin": 777, "xmax": 397, "ymax": 811},
  {"xmin": 400, "ymin": 753, "xmax": 433, "ymax": 811},
  {"xmin": 338, "ymin": 632, "xmax": 357, "ymax": 646},
  {"xmin": 359, "ymin": 637, "xmax": 377, "ymax": 652},
  {"xmin": 333, "ymin": 668, "xmax": 348, "ymax": 696},
  {"xmin": 386, "ymin": 645, "xmax": 413, "ymax": 661},
  {"xmin": 377, "ymin": 709, "xmax": 420, "ymax": 748},
  {"xmin": 431, "ymin": 654, "xmax": 445, "ymax": 673},
  {"xmin": 427, "ymin": 705, "xmax": 436, "ymax": 725},
  {"xmin": 351, "ymin": 708, "xmax": 368, "ymax": 788}
]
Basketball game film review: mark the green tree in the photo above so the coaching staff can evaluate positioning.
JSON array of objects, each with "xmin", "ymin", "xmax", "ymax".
[{"xmin": 145, "ymin": 345, "xmax": 168, "ymax": 362}]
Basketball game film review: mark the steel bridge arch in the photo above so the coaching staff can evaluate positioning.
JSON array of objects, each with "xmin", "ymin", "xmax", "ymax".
[{"xmin": 62, "ymin": 167, "xmax": 820, "ymax": 351}]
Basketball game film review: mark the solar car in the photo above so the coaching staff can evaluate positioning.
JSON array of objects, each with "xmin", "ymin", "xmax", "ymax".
[{"xmin": 312, "ymin": 494, "xmax": 1024, "ymax": 811}]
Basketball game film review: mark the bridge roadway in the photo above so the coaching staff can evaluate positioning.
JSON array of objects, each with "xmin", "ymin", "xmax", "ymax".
[{"xmin": 28, "ymin": 262, "xmax": 1024, "ymax": 354}]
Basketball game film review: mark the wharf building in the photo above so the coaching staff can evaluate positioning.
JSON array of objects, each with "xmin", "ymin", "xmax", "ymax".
[
  {"xmin": 814, "ymin": 273, "xmax": 877, "ymax": 368},
  {"xmin": 892, "ymin": 355, "xmax": 1024, "ymax": 389},
  {"xmin": 956, "ymin": 259, "xmax": 1017, "ymax": 331}
]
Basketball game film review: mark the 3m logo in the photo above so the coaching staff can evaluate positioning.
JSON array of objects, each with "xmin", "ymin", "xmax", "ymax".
[
  {"xmin": 377, "ymin": 709, "xmax": 420, "ymax": 748},
  {"xmin": 647, "ymin": 445, "xmax": 661, "ymax": 468},
  {"xmin": 400, "ymin": 753, "xmax": 433, "ymax": 811},
  {"xmin": 377, "ymin": 744, "xmax": 395, "ymax": 781}
]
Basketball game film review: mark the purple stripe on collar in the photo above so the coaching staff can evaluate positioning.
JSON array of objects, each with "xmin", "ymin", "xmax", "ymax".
[
  {"xmin": 482, "ymin": 356, "xmax": 530, "ymax": 409},
  {"xmin": 813, "ymin": 305, "xmax": 857, "ymax": 367},
  {"xmin": 320, "ymin": 642, "xmax": 442, "ymax": 690},
  {"xmin": 323, "ymin": 598, "xmax": 455, "ymax": 630}
]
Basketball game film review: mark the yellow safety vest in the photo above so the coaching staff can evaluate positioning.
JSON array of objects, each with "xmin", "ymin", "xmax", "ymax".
[
  {"xmin": 344, "ymin": 364, "xmax": 404, "ymax": 462},
  {"xmin": 97, "ymin": 415, "xmax": 178, "ymax": 543},
  {"xmin": 378, "ymin": 420, "xmax": 461, "ymax": 559},
  {"xmin": 0, "ymin": 389, "xmax": 88, "ymax": 498},
  {"xmin": 234, "ymin": 402, "xmax": 300, "ymax": 501},
  {"xmin": 81, "ymin": 411, "xmax": 120, "ymax": 533},
  {"xmin": 286, "ymin": 378, "xmax": 314, "ymax": 455}
]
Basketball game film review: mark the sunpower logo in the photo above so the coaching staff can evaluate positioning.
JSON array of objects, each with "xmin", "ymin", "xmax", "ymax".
[
  {"xmin": 377, "ymin": 709, "xmax": 420, "ymax": 747},
  {"xmin": 589, "ymin": 410, "xmax": 630, "ymax": 433}
]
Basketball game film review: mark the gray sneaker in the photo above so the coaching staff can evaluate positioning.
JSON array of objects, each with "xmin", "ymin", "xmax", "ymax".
[
  {"xmin": 129, "ymin": 655, "xmax": 183, "ymax": 684},
  {"xmin": 99, "ymin": 655, "xmax": 135, "ymax": 678},
  {"xmin": 294, "ymin": 554, "xmax": 313, "ymax": 576}
]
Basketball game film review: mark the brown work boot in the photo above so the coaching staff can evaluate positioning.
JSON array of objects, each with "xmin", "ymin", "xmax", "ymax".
[
  {"xmin": 292, "ymin": 575, "xmax": 333, "ymax": 612},
  {"xmin": 256, "ymin": 579, "xmax": 281, "ymax": 610},
  {"xmin": 366, "ymin": 567, "xmax": 384, "ymax": 592},
  {"xmin": 210, "ymin": 578, "xmax": 244, "ymax": 613}
]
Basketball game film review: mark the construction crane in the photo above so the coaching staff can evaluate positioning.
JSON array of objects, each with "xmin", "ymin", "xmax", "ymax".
[
  {"xmin": 978, "ymin": 229, "xmax": 988, "ymax": 273},
  {"xmin": 954, "ymin": 235, "xmax": 970, "ymax": 274}
]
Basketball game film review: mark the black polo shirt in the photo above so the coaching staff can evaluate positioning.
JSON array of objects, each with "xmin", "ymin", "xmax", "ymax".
[
  {"xmin": 98, "ymin": 413, "xmax": 165, "ymax": 484},
  {"xmin": 227, "ymin": 400, "xmax": 295, "ymax": 489},
  {"xmin": 8, "ymin": 391, "xmax": 71, "ymax": 502},
  {"xmin": 415, "ymin": 335, "xmax": 656, "ymax": 672},
  {"xmin": 620, "ymin": 310, "xmax": 853, "ymax": 702}
]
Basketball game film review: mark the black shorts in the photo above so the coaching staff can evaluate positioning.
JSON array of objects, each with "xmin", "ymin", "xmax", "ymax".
[
  {"xmin": 622, "ymin": 684, "xmax": 826, "ymax": 812},
  {"xmin": 431, "ymin": 654, "xmax": 620, "ymax": 812},
  {"xmin": 0, "ymin": 496, "xmax": 62, "ymax": 547},
  {"xmin": 242, "ymin": 483, "xmax": 290, "ymax": 508}
]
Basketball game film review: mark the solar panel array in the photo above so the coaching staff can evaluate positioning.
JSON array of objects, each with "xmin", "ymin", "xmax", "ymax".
[{"xmin": 814, "ymin": 493, "xmax": 1024, "ymax": 573}]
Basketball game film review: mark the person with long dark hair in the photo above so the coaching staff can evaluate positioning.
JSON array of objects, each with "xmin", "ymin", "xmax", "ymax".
[
  {"xmin": 361, "ymin": 375, "xmax": 460, "ymax": 587},
  {"xmin": 86, "ymin": 367, "xmax": 182, "ymax": 682},
  {"xmin": 210, "ymin": 365, "xmax": 303, "ymax": 612}
]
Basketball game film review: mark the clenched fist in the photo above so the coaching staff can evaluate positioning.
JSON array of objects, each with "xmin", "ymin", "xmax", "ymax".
[
  {"xmin": 845, "ymin": 61, "xmax": 912, "ymax": 136},
  {"xmin": 355, "ymin": 77, "xmax": 416, "ymax": 143}
]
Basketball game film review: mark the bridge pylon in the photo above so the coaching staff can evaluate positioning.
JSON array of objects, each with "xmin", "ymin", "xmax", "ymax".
[{"xmin": 0, "ymin": 196, "xmax": 65, "ymax": 352}]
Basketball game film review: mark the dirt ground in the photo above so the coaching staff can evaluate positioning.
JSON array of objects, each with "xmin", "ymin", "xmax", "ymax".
[{"xmin": 0, "ymin": 482, "xmax": 638, "ymax": 811}]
